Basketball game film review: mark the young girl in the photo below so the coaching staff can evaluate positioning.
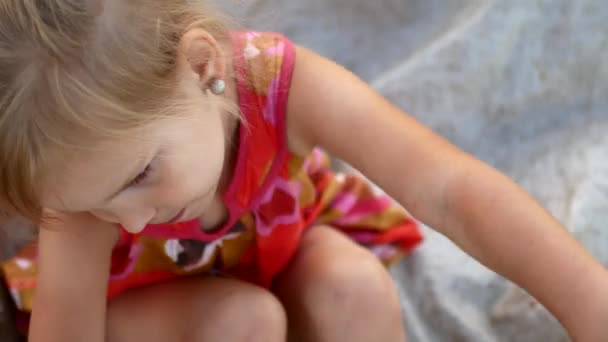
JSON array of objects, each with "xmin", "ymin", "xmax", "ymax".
[{"xmin": 0, "ymin": 1, "xmax": 606, "ymax": 341}]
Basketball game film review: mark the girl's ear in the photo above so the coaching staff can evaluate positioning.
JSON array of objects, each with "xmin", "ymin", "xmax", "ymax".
[{"xmin": 176, "ymin": 28, "xmax": 226, "ymax": 91}]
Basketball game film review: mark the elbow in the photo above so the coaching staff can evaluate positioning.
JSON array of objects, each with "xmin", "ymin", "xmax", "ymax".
[{"xmin": 436, "ymin": 157, "xmax": 499, "ymax": 241}]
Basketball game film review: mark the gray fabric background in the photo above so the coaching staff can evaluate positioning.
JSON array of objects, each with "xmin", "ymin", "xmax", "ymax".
[{"xmin": 228, "ymin": 0, "xmax": 608, "ymax": 341}]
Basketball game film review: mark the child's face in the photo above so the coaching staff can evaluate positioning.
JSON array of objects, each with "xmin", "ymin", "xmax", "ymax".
[
  {"xmin": 41, "ymin": 104, "xmax": 233, "ymax": 234},
  {"xmin": 38, "ymin": 28, "xmax": 235, "ymax": 233}
]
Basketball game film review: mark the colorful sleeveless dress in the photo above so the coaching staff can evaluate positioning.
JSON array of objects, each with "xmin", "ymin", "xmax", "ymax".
[{"xmin": 2, "ymin": 32, "xmax": 423, "ymax": 323}]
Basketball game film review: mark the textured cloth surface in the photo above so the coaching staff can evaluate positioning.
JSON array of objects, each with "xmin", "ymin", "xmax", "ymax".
[{"xmin": 227, "ymin": 1, "xmax": 608, "ymax": 341}]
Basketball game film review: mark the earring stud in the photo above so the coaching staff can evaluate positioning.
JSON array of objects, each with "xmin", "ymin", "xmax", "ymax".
[{"xmin": 210, "ymin": 79, "xmax": 226, "ymax": 95}]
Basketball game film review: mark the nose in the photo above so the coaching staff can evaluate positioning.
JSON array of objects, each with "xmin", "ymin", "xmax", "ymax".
[
  {"xmin": 120, "ymin": 208, "xmax": 156, "ymax": 233},
  {"xmin": 91, "ymin": 207, "xmax": 155, "ymax": 234}
]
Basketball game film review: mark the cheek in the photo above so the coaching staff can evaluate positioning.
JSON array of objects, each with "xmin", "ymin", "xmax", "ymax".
[
  {"xmin": 151, "ymin": 115, "xmax": 228, "ymax": 204},
  {"xmin": 147, "ymin": 161, "xmax": 220, "ymax": 206},
  {"xmin": 162, "ymin": 145, "xmax": 225, "ymax": 194},
  {"xmin": 161, "ymin": 164, "xmax": 220, "ymax": 198}
]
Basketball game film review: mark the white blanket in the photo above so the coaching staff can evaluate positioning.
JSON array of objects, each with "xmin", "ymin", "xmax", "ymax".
[{"xmin": 234, "ymin": 0, "xmax": 608, "ymax": 340}]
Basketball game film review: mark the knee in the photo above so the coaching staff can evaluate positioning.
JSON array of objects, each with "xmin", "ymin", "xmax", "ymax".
[
  {"xmin": 195, "ymin": 285, "xmax": 287, "ymax": 342},
  {"xmin": 312, "ymin": 246, "xmax": 400, "ymax": 315},
  {"xmin": 286, "ymin": 227, "xmax": 402, "ymax": 318},
  {"xmin": 106, "ymin": 278, "xmax": 287, "ymax": 342}
]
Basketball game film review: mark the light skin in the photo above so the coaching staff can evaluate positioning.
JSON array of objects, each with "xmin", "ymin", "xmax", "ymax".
[{"xmin": 28, "ymin": 28, "xmax": 608, "ymax": 342}]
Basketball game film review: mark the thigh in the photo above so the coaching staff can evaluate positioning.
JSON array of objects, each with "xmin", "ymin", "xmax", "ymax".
[
  {"xmin": 274, "ymin": 225, "xmax": 406, "ymax": 342},
  {"xmin": 107, "ymin": 276, "xmax": 287, "ymax": 342}
]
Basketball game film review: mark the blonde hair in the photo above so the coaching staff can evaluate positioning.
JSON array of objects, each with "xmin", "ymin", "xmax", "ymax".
[{"xmin": 0, "ymin": 0, "xmax": 232, "ymax": 219}]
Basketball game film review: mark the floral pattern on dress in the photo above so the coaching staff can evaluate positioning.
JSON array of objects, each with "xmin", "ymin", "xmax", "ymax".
[{"xmin": 2, "ymin": 32, "xmax": 423, "ymax": 317}]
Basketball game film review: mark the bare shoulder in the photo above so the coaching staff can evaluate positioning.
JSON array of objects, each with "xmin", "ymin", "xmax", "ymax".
[
  {"xmin": 285, "ymin": 46, "xmax": 465, "ymax": 223},
  {"xmin": 285, "ymin": 46, "xmax": 384, "ymax": 157}
]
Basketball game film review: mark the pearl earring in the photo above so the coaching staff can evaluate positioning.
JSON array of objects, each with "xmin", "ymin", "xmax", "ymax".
[{"xmin": 209, "ymin": 79, "xmax": 226, "ymax": 95}]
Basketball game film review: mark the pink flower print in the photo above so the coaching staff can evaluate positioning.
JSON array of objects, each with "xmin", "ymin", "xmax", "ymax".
[
  {"xmin": 264, "ymin": 41, "xmax": 285, "ymax": 56},
  {"xmin": 244, "ymin": 41, "xmax": 261, "ymax": 59},
  {"xmin": 110, "ymin": 243, "xmax": 144, "ymax": 281},
  {"xmin": 303, "ymin": 148, "xmax": 327, "ymax": 174},
  {"xmin": 370, "ymin": 244, "xmax": 398, "ymax": 259},
  {"xmin": 263, "ymin": 76, "xmax": 281, "ymax": 125},
  {"xmin": 244, "ymin": 32, "xmax": 262, "ymax": 59},
  {"xmin": 14, "ymin": 258, "xmax": 33, "ymax": 270},
  {"xmin": 245, "ymin": 31, "xmax": 262, "ymax": 40},
  {"xmin": 254, "ymin": 179, "xmax": 302, "ymax": 236}
]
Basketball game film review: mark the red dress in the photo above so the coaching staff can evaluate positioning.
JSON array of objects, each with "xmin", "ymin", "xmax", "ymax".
[{"xmin": 3, "ymin": 32, "xmax": 423, "ymax": 319}]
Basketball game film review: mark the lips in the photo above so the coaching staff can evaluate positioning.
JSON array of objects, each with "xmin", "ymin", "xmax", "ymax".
[{"xmin": 166, "ymin": 207, "xmax": 186, "ymax": 224}]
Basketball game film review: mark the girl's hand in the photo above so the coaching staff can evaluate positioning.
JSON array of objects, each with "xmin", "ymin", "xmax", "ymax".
[{"xmin": 29, "ymin": 209, "xmax": 117, "ymax": 342}]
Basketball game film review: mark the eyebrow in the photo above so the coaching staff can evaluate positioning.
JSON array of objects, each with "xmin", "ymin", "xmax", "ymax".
[{"xmin": 104, "ymin": 154, "xmax": 155, "ymax": 202}]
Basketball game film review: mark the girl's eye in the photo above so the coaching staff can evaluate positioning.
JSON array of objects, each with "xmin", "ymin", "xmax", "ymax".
[{"xmin": 129, "ymin": 164, "xmax": 152, "ymax": 186}]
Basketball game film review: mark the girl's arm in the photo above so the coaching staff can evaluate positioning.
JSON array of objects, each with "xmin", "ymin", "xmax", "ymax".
[
  {"xmin": 29, "ymin": 211, "xmax": 117, "ymax": 342},
  {"xmin": 287, "ymin": 46, "xmax": 608, "ymax": 341}
]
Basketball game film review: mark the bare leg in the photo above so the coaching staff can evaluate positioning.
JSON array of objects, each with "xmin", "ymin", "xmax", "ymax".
[
  {"xmin": 107, "ymin": 276, "xmax": 287, "ymax": 342},
  {"xmin": 274, "ymin": 225, "xmax": 406, "ymax": 342}
]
